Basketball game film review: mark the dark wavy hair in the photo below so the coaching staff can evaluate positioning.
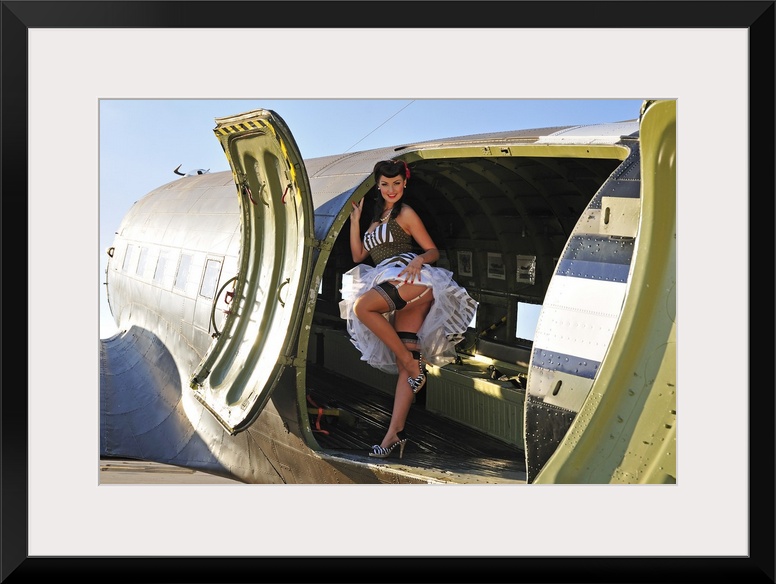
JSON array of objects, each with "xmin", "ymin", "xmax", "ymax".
[{"xmin": 371, "ymin": 159, "xmax": 411, "ymax": 223}]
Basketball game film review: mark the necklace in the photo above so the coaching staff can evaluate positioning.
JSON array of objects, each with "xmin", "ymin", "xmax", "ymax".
[{"xmin": 379, "ymin": 209, "xmax": 393, "ymax": 223}]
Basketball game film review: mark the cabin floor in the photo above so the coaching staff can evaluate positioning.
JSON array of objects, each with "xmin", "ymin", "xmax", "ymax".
[{"xmin": 306, "ymin": 365, "xmax": 528, "ymax": 484}]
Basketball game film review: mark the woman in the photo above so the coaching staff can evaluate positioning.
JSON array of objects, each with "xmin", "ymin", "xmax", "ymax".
[{"xmin": 339, "ymin": 159, "xmax": 477, "ymax": 459}]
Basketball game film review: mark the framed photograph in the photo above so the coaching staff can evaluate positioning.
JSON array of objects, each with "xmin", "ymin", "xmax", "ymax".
[
  {"xmin": 18, "ymin": 7, "xmax": 762, "ymax": 579},
  {"xmin": 487, "ymin": 252, "xmax": 505, "ymax": 280},
  {"xmin": 516, "ymin": 254, "xmax": 536, "ymax": 284},
  {"xmin": 457, "ymin": 250, "xmax": 473, "ymax": 277}
]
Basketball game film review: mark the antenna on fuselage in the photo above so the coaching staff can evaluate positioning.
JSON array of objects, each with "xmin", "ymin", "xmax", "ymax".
[{"xmin": 174, "ymin": 164, "xmax": 210, "ymax": 177}]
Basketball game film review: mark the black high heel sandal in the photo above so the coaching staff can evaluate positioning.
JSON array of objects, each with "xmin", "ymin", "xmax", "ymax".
[
  {"xmin": 368, "ymin": 430, "xmax": 408, "ymax": 459},
  {"xmin": 407, "ymin": 351, "xmax": 427, "ymax": 394}
]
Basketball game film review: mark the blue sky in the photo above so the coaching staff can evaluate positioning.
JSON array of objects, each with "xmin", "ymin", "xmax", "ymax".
[{"xmin": 99, "ymin": 98, "xmax": 644, "ymax": 338}]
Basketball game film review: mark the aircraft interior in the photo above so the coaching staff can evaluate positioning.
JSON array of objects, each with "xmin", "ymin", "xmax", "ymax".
[{"xmin": 304, "ymin": 153, "xmax": 623, "ymax": 478}]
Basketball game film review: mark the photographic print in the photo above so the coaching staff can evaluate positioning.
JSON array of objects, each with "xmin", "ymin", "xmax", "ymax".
[
  {"xmin": 457, "ymin": 250, "xmax": 473, "ymax": 277},
  {"xmin": 19, "ymin": 7, "xmax": 766, "ymax": 575},
  {"xmin": 516, "ymin": 254, "xmax": 536, "ymax": 284},
  {"xmin": 487, "ymin": 252, "xmax": 506, "ymax": 280}
]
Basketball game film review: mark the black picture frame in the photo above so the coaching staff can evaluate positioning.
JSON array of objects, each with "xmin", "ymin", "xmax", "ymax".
[{"xmin": 5, "ymin": 1, "xmax": 773, "ymax": 582}]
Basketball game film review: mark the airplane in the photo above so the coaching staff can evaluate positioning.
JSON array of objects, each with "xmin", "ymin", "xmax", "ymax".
[{"xmin": 100, "ymin": 99, "xmax": 676, "ymax": 484}]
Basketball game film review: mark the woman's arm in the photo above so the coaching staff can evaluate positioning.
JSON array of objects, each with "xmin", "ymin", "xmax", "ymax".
[
  {"xmin": 349, "ymin": 199, "xmax": 370, "ymax": 263},
  {"xmin": 397, "ymin": 206, "xmax": 440, "ymax": 283}
]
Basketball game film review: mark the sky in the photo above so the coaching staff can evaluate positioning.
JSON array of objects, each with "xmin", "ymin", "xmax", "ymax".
[{"xmin": 99, "ymin": 98, "xmax": 645, "ymax": 338}]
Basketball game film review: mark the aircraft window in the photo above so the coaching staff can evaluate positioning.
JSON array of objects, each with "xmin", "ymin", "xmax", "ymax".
[
  {"xmin": 136, "ymin": 247, "xmax": 149, "ymax": 277},
  {"xmin": 516, "ymin": 301, "xmax": 542, "ymax": 341},
  {"xmin": 154, "ymin": 250, "xmax": 169, "ymax": 284},
  {"xmin": 340, "ymin": 272, "xmax": 354, "ymax": 302},
  {"xmin": 121, "ymin": 245, "xmax": 134, "ymax": 272},
  {"xmin": 174, "ymin": 253, "xmax": 192, "ymax": 290},
  {"xmin": 199, "ymin": 259, "xmax": 222, "ymax": 299}
]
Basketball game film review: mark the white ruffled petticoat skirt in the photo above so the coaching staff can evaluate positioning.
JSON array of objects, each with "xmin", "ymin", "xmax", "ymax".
[{"xmin": 339, "ymin": 253, "xmax": 478, "ymax": 374}]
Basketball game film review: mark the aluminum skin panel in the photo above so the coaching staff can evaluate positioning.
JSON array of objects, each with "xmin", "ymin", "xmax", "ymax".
[{"xmin": 525, "ymin": 142, "xmax": 642, "ymax": 482}]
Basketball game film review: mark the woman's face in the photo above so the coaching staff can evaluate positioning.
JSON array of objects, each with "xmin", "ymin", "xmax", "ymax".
[{"xmin": 377, "ymin": 173, "xmax": 406, "ymax": 206}]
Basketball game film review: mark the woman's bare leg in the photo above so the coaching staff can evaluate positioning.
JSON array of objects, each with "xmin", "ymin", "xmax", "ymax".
[
  {"xmin": 378, "ymin": 340, "xmax": 420, "ymax": 448},
  {"xmin": 352, "ymin": 288, "xmax": 411, "ymax": 362},
  {"xmin": 354, "ymin": 281, "xmax": 433, "ymax": 449}
]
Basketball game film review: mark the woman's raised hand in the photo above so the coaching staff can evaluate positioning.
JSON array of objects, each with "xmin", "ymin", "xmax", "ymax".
[{"xmin": 350, "ymin": 199, "xmax": 363, "ymax": 222}]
